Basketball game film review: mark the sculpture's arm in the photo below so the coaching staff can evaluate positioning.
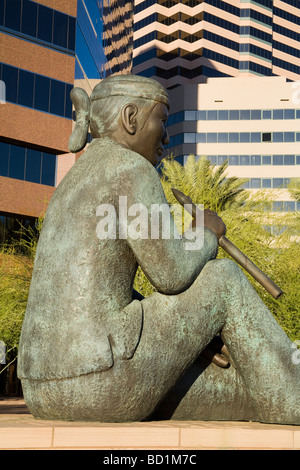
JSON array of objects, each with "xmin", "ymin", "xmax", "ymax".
[{"xmin": 115, "ymin": 158, "xmax": 218, "ymax": 295}]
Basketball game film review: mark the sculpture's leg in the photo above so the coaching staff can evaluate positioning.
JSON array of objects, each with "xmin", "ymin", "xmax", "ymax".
[
  {"xmin": 21, "ymin": 258, "xmax": 299, "ymax": 424},
  {"xmin": 149, "ymin": 258, "xmax": 300, "ymax": 424}
]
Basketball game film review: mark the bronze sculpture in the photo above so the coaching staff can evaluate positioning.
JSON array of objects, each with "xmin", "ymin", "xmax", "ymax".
[{"xmin": 18, "ymin": 75, "xmax": 300, "ymax": 424}]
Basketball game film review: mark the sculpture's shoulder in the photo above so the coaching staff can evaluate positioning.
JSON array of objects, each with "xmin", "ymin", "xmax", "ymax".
[
  {"xmin": 84, "ymin": 138, "xmax": 161, "ymax": 197},
  {"xmin": 64, "ymin": 137, "xmax": 158, "ymax": 190}
]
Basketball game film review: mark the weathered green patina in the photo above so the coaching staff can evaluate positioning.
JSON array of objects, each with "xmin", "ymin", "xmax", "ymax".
[{"xmin": 18, "ymin": 75, "xmax": 300, "ymax": 424}]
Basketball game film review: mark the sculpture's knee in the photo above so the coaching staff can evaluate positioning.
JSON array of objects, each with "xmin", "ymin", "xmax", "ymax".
[{"xmin": 203, "ymin": 258, "xmax": 242, "ymax": 282}]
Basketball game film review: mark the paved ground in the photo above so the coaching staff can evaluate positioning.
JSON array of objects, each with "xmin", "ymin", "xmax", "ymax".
[{"xmin": 0, "ymin": 397, "xmax": 299, "ymax": 450}]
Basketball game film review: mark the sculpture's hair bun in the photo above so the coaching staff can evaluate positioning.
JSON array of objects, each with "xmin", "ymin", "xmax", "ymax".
[{"xmin": 68, "ymin": 87, "xmax": 91, "ymax": 153}]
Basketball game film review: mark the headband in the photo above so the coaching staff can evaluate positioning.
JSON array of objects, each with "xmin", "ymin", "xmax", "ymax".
[{"xmin": 90, "ymin": 74, "xmax": 170, "ymax": 108}]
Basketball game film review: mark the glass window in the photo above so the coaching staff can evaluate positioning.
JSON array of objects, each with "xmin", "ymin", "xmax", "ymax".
[
  {"xmin": 0, "ymin": 141, "xmax": 9, "ymax": 177},
  {"xmin": 53, "ymin": 11, "xmax": 68, "ymax": 49},
  {"xmin": 251, "ymin": 178, "xmax": 261, "ymax": 188},
  {"xmin": 2, "ymin": 64, "xmax": 18, "ymax": 103},
  {"xmin": 251, "ymin": 110, "xmax": 261, "ymax": 120},
  {"xmin": 185, "ymin": 110, "xmax": 196, "ymax": 120},
  {"xmin": 240, "ymin": 133, "xmax": 250, "ymax": 142},
  {"xmin": 229, "ymin": 110, "xmax": 239, "ymax": 120},
  {"xmin": 207, "ymin": 110, "xmax": 218, "ymax": 120},
  {"xmin": 273, "ymin": 201, "xmax": 283, "ymax": 211},
  {"xmin": 218, "ymin": 155, "xmax": 228, "ymax": 164},
  {"xmin": 37, "ymin": 5, "xmax": 53, "ymax": 43},
  {"xmin": 207, "ymin": 155, "xmax": 217, "ymax": 165},
  {"xmin": 34, "ymin": 75, "xmax": 50, "ymax": 112},
  {"xmin": 273, "ymin": 109, "xmax": 284, "ymax": 120},
  {"xmin": 240, "ymin": 110, "xmax": 250, "ymax": 120},
  {"xmin": 49, "ymin": 79, "xmax": 65, "ymax": 117},
  {"xmin": 262, "ymin": 179, "xmax": 271, "ymax": 188},
  {"xmin": 242, "ymin": 181, "xmax": 250, "ymax": 188},
  {"xmin": 9, "ymin": 144, "xmax": 25, "ymax": 180},
  {"xmin": 251, "ymin": 133, "xmax": 261, "ymax": 143},
  {"xmin": 273, "ymin": 178, "xmax": 284, "ymax": 188},
  {"xmin": 263, "ymin": 110, "xmax": 271, "ymax": 119},
  {"xmin": 5, "ymin": 0, "xmax": 21, "ymax": 31},
  {"xmin": 207, "ymin": 133, "xmax": 217, "ymax": 143},
  {"xmin": 68, "ymin": 16, "xmax": 76, "ymax": 51},
  {"xmin": 240, "ymin": 155, "xmax": 250, "ymax": 165},
  {"xmin": 197, "ymin": 110, "xmax": 206, "ymax": 120},
  {"xmin": 184, "ymin": 133, "xmax": 196, "ymax": 143},
  {"xmin": 41, "ymin": 153, "xmax": 56, "ymax": 186},
  {"xmin": 284, "ymin": 201, "xmax": 295, "ymax": 212},
  {"xmin": 196, "ymin": 133, "xmax": 206, "ymax": 143},
  {"xmin": 229, "ymin": 133, "xmax": 239, "ymax": 143},
  {"xmin": 296, "ymin": 110, "xmax": 300, "ymax": 119},
  {"xmin": 25, "ymin": 149, "xmax": 42, "ymax": 184},
  {"xmin": 297, "ymin": 202, "xmax": 300, "ymax": 211},
  {"xmin": 18, "ymin": 69, "xmax": 34, "ymax": 108},
  {"xmin": 273, "ymin": 155, "xmax": 283, "ymax": 165},
  {"xmin": 21, "ymin": 0, "xmax": 38, "ymax": 37},
  {"xmin": 218, "ymin": 110, "xmax": 228, "ymax": 120},
  {"xmin": 65, "ymin": 83, "xmax": 73, "ymax": 119},
  {"xmin": 0, "ymin": 0, "xmax": 5, "ymax": 26},
  {"xmin": 273, "ymin": 132, "xmax": 283, "ymax": 142},
  {"xmin": 284, "ymin": 109, "xmax": 295, "ymax": 119},
  {"xmin": 284, "ymin": 178, "xmax": 290, "ymax": 188},
  {"xmin": 262, "ymin": 132, "xmax": 272, "ymax": 142},
  {"xmin": 284, "ymin": 132, "xmax": 294, "ymax": 142},
  {"xmin": 297, "ymin": 133, "xmax": 300, "ymax": 142},
  {"xmin": 229, "ymin": 155, "xmax": 239, "ymax": 165},
  {"xmin": 296, "ymin": 155, "xmax": 300, "ymax": 165},
  {"xmin": 218, "ymin": 133, "xmax": 228, "ymax": 143},
  {"xmin": 262, "ymin": 155, "xmax": 271, "ymax": 165},
  {"xmin": 251, "ymin": 155, "xmax": 261, "ymax": 165}
]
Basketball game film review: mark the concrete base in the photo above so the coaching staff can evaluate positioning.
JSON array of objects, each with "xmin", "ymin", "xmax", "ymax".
[{"xmin": 0, "ymin": 398, "xmax": 299, "ymax": 450}]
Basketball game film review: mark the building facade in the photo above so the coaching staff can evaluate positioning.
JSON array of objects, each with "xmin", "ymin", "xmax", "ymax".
[
  {"xmin": 131, "ymin": 0, "xmax": 300, "ymax": 211},
  {"xmin": 167, "ymin": 76, "xmax": 300, "ymax": 211},
  {"xmin": 103, "ymin": 0, "xmax": 134, "ymax": 77},
  {"xmin": 0, "ymin": 0, "xmax": 77, "ymax": 242},
  {"xmin": 0, "ymin": 0, "xmax": 116, "ymax": 239},
  {"xmin": 132, "ymin": 0, "xmax": 300, "ymax": 89}
]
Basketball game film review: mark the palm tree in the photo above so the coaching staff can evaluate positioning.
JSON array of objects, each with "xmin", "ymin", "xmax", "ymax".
[
  {"xmin": 160, "ymin": 154, "xmax": 249, "ymax": 213},
  {"xmin": 288, "ymin": 178, "xmax": 300, "ymax": 203}
]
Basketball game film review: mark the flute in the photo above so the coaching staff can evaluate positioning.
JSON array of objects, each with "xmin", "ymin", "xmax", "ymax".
[{"xmin": 172, "ymin": 188, "xmax": 283, "ymax": 300}]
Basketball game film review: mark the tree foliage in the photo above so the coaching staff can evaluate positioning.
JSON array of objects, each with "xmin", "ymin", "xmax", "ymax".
[
  {"xmin": 0, "ymin": 220, "xmax": 41, "ymax": 366},
  {"xmin": 135, "ymin": 155, "xmax": 300, "ymax": 341}
]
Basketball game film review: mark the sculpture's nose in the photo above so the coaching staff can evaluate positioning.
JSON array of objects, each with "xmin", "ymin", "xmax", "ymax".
[{"xmin": 163, "ymin": 128, "xmax": 169, "ymax": 146}]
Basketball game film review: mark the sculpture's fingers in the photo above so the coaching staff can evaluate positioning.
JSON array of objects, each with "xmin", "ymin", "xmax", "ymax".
[{"xmin": 200, "ymin": 348, "xmax": 230, "ymax": 368}]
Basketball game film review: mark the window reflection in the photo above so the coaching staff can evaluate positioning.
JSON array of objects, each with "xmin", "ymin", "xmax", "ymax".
[
  {"xmin": 21, "ymin": 0, "xmax": 37, "ymax": 37},
  {"xmin": 0, "ymin": 141, "xmax": 56, "ymax": 186},
  {"xmin": 0, "ymin": 0, "xmax": 76, "ymax": 53},
  {"xmin": 9, "ymin": 145, "xmax": 26, "ymax": 180},
  {"xmin": 5, "ymin": 0, "xmax": 21, "ymax": 31},
  {"xmin": 18, "ymin": 69, "xmax": 34, "ymax": 108},
  {"xmin": 0, "ymin": 63, "xmax": 72, "ymax": 119}
]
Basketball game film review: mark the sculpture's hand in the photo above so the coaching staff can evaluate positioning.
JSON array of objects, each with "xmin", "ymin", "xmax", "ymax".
[
  {"xmin": 203, "ymin": 209, "xmax": 226, "ymax": 240},
  {"xmin": 191, "ymin": 208, "xmax": 226, "ymax": 240},
  {"xmin": 200, "ymin": 336, "xmax": 233, "ymax": 368}
]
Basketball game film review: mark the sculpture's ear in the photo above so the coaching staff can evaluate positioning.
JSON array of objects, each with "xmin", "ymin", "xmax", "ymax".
[{"xmin": 121, "ymin": 104, "xmax": 138, "ymax": 135}]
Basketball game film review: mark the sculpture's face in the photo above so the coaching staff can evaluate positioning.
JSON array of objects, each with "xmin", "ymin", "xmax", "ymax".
[{"xmin": 135, "ymin": 102, "xmax": 169, "ymax": 166}]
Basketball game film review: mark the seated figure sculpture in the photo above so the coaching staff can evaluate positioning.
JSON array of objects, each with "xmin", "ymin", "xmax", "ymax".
[{"xmin": 18, "ymin": 75, "xmax": 300, "ymax": 424}]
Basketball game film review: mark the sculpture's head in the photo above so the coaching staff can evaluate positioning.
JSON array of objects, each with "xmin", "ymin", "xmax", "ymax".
[{"xmin": 68, "ymin": 74, "xmax": 170, "ymax": 166}]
